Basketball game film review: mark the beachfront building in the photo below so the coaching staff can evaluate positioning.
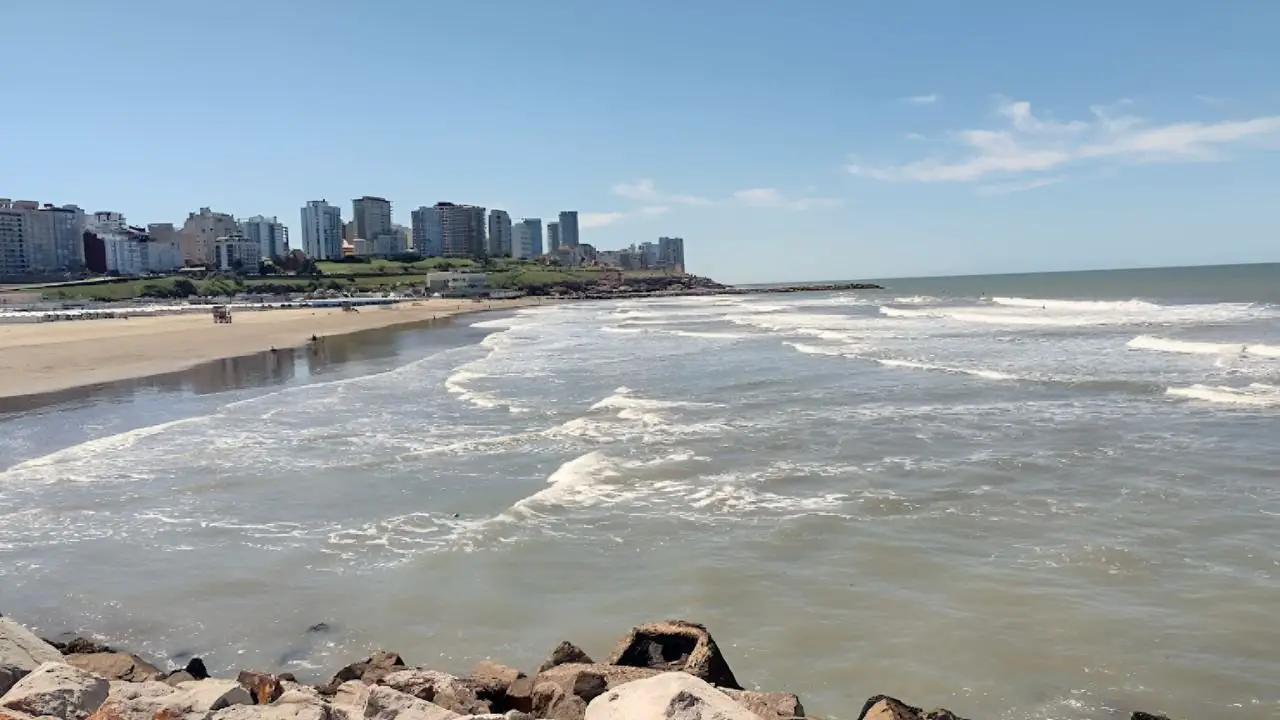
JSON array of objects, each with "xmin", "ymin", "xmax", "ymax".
[
  {"xmin": 512, "ymin": 222, "xmax": 531, "ymax": 261},
  {"xmin": 179, "ymin": 207, "xmax": 237, "ymax": 267},
  {"xmin": 411, "ymin": 205, "xmax": 443, "ymax": 257},
  {"xmin": 146, "ymin": 224, "xmax": 182, "ymax": 272},
  {"xmin": 426, "ymin": 271, "xmax": 488, "ymax": 296},
  {"xmin": 637, "ymin": 241, "xmax": 659, "ymax": 268},
  {"xmin": 487, "ymin": 209, "xmax": 512, "ymax": 257},
  {"xmin": 0, "ymin": 199, "xmax": 86, "ymax": 277},
  {"xmin": 238, "ymin": 215, "xmax": 289, "ymax": 260},
  {"xmin": 300, "ymin": 200, "xmax": 343, "ymax": 260},
  {"xmin": 352, "ymin": 196, "xmax": 393, "ymax": 244},
  {"xmin": 519, "ymin": 218, "xmax": 543, "ymax": 258},
  {"xmin": 213, "ymin": 233, "xmax": 263, "ymax": 272},
  {"xmin": 547, "ymin": 221, "xmax": 560, "ymax": 252},
  {"xmin": 435, "ymin": 202, "xmax": 486, "ymax": 259},
  {"xmin": 658, "ymin": 236, "xmax": 686, "ymax": 272},
  {"xmin": 558, "ymin": 210, "xmax": 579, "ymax": 248}
]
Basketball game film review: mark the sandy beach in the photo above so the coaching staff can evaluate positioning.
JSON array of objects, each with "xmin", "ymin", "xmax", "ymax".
[{"xmin": 0, "ymin": 298, "xmax": 546, "ymax": 400}]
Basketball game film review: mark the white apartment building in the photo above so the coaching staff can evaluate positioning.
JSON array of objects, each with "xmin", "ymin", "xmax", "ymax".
[
  {"xmin": 239, "ymin": 215, "xmax": 289, "ymax": 259},
  {"xmin": 0, "ymin": 199, "xmax": 86, "ymax": 276},
  {"xmin": 411, "ymin": 206, "xmax": 443, "ymax": 256},
  {"xmin": 146, "ymin": 223, "xmax": 182, "ymax": 273},
  {"xmin": 300, "ymin": 200, "xmax": 344, "ymax": 260},
  {"xmin": 180, "ymin": 207, "xmax": 238, "ymax": 266},
  {"xmin": 487, "ymin": 209, "xmax": 512, "ymax": 257},
  {"xmin": 103, "ymin": 232, "xmax": 147, "ymax": 276},
  {"xmin": 512, "ymin": 222, "xmax": 532, "ymax": 260},
  {"xmin": 213, "ymin": 234, "xmax": 262, "ymax": 272}
]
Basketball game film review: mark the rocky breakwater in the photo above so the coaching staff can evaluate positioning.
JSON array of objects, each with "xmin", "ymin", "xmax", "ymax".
[{"xmin": 3, "ymin": 617, "xmax": 1175, "ymax": 720}]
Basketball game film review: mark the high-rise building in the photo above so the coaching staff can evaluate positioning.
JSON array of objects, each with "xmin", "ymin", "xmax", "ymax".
[
  {"xmin": 547, "ymin": 221, "xmax": 560, "ymax": 251},
  {"xmin": 238, "ymin": 215, "xmax": 289, "ymax": 260},
  {"xmin": 300, "ymin": 200, "xmax": 344, "ymax": 260},
  {"xmin": 0, "ymin": 199, "xmax": 86, "ymax": 276},
  {"xmin": 511, "ymin": 218, "xmax": 544, "ymax": 260},
  {"xmin": 558, "ymin": 211, "xmax": 579, "ymax": 248},
  {"xmin": 487, "ymin": 209, "xmax": 512, "ymax": 257},
  {"xmin": 352, "ymin": 196, "xmax": 393, "ymax": 241},
  {"xmin": 658, "ymin": 236, "xmax": 686, "ymax": 271},
  {"xmin": 522, "ymin": 218, "xmax": 544, "ymax": 257},
  {"xmin": 411, "ymin": 206, "xmax": 444, "ymax": 257},
  {"xmin": 434, "ymin": 202, "xmax": 486, "ymax": 258},
  {"xmin": 179, "ymin": 207, "xmax": 238, "ymax": 266}
]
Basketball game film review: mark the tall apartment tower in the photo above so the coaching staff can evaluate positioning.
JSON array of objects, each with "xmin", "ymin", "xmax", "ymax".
[
  {"xmin": 239, "ymin": 215, "xmax": 289, "ymax": 259},
  {"xmin": 411, "ymin": 206, "xmax": 443, "ymax": 256},
  {"xmin": 352, "ymin": 196, "xmax": 393, "ymax": 241},
  {"xmin": 658, "ymin": 236, "xmax": 686, "ymax": 271},
  {"xmin": 300, "ymin": 200, "xmax": 344, "ymax": 260},
  {"xmin": 487, "ymin": 209, "xmax": 512, "ymax": 257},
  {"xmin": 557, "ymin": 211, "xmax": 579, "ymax": 248},
  {"xmin": 515, "ymin": 218, "xmax": 543, "ymax": 259},
  {"xmin": 434, "ymin": 202, "xmax": 486, "ymax": 258},
  {"xmin": 547, "ymin": 222, "xmax": 560, "ymax": 251},
  {"xmin": 0, "ymin": 199, "xmax": 85, "ymax": 276}
]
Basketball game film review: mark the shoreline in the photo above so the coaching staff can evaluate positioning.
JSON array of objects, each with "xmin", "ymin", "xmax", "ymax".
[
  {"xmin": 0, "ymin": 298, "xmax": 546, "ymax": 402},
  {"xmin": 0, "ymin": 616, "xmax": 1176, "ymax": 720}
]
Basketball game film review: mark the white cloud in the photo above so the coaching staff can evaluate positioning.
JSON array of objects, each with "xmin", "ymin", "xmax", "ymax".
[
  {"xmin": 847, "ymin": 97, "xmax": 1280, "ymax": 185},
  {"xmin": 580, "ymin": 212, "xmax": 627, "ymax": 229},
  {"xmin": 1195, "ymin": 94, "xmax": 1227, "ymax": 107},
  {"xmin": 731, "ymin": 187, "xmax": 842, "ymax": 210},
  {"xmin": 639, "ymin": 205, "xmax": 670, "ymax": 215},
  {"xmin": 610, "ymin": 179, "xmax": 711, "ymax": 206},
  {"xmin": 903, "ymin": 93, "xmax": 939, "ymax": 105},
  {"xmin": 976, "ymin": 176, "xmax": 1065, "ymax": 196}
]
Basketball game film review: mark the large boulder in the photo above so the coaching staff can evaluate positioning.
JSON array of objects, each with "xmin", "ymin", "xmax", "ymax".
[
  {"xmin": 378, "ymin": 670, "xmax": 488, "ymax": 715},
  {"xmin": 323, "ymin": 653, "xmax": 405, "ymax": 695},
  {"xmin": 531, "ymin": 683, "xmax": 586, "ymax": 720},
  {"xmin": 469, "ymin": 662, "xmax": 526, "ymax": 714},
  {"xmin": 210, "ymin": 687, "xmax": 331, "ymax": 720},
  {"xmin": 720, "ymin": 690, "xmax": 804, "ymax": 720},
  {"xmin": 583, "ymin": 672, "xmax": 760, "ymax": 720},
  {"xmin": 236, "ymin": 671, "xmax": 287, "ymax": 705},
  {"xmin": 855, "ymin": 696, "xmax": 967, "ymax": 720},
  {"xmin": 531, "ymin": 666, "xmax": 661, "ymax": 707},
  {"xmin": 330, "ymin": 681, "xmax": 459, "ymax": 720},
  {"xmin": 0, "ymin": 618, "xmax": 63, "ymax": 695},
  {"xmin": 0, "ymin": 662, "xmax": 109, "ymax": 720},
  {"xmin": 97, "ymin": 678, "xmax": 255, "ymax": 720},
  {"xmin": 605, "ymin": 622, "xmax": 740, "ymax": 690},
  {"xmin": 536, "ymin": 644, "xmax": 594, "ymax": 674},
  {"xmin": 65, "ymin": 653, "xmax": 163, "ymax": 683}
]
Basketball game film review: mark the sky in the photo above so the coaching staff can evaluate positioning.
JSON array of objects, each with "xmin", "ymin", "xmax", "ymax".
[{"xmin": 3, "ymin": 1, "xmax": 1279, "ymax": 284}]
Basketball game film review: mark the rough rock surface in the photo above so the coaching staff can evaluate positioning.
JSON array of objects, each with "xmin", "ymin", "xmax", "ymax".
[
  {"xmin": 1, "ymin": 618, "xmax": 63, "ymax": 696},
  {"xmin": 50, "ymin": 639, "xmax": 113, "ymax": 657},
  {"xmin": 605, "ymin": 622, "xmax": 741, "ymax": 691},
  {"xmin": 536, "ymin": 645, "xmax": 594, "ymax": 674},
  {"xmin": 720, "ymin": 690, "xmax": 804, "ymax": 720},
  {"xmin": 583, "ymin": 672, "xmax": 759, "ymax": 720},
  {"xmin": 532, "ymin": 665, "xmax": 660, "ymax": 701},
  {"xmin": 0, "ymin": 662, "xmax": 109, "ymax": 720},
  {"xmin": 530, "ymin": 683, "xmax": 586, "ymax": 720},
  {"xmin": 854, "ymin": 696, "xmax": 966, "ymax": 720},
  {"xmin": 378, "ymin": 670, "xmax": 488, "ymax": 715},
  {"xmin": 324, "ymin": 654, "xmax": 405, "ymax": 695},
  {"xmin": 65, "ymin": 654, "xmax": 163, "ymax": 683},
  {"xmin": 236, "ymin": 671, "xmax": 286, "ymax": 705},
  {"xmin": 330, "ymin": 682, "xmax": 459, "ymax": 720},
  {"xmin": 1131, "ymin": 714, "xmax": 1171, "ymax": 720},
  {"xmin": 97, "ymin": 678, "xmax": 256, "ymax": 720},
  {"xmin": 210, "ymin": 687, "xmax": 331, "ymax": 720}
]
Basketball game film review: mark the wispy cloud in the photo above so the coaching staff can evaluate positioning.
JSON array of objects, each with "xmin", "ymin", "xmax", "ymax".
[
  {"xmin": 975, "ymin": 176, "xmax": 1065, "ymax": 196},
  {"xmin": 731, "ymin": 188, "xmax": 843, "ymax": 210},
  {"xmin": 1195, "ymin": 94, "xmax": 1227, "ymax": 107},
  {"xmin": 594, "ymin": 180, "xmax": 840, "ymax": 226},
  {"xmin": 903, "ymin": 93, "xmax": 939, "ymax": 106},
  {"xmin": 580, "ymin": 212, "xmax": 628, "ymax": 229},
  {"xmin": 610, "ymin": 179, "xmax": 712, "ymax": 206},
  {"xmin": 847, "ymin": 97, "xmax": 1280, "ymax": 186}
]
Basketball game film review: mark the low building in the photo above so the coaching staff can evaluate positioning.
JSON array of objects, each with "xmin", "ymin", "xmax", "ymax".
[
  {"xmin": 425, "ymin": 271, "xmax": 488, "ymax": 296},
  {"xmin": 213, "ymin": 233, "xmax": 262, "ymax": 273}
]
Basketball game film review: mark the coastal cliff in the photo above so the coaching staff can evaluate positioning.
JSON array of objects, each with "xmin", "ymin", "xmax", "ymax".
[{"xmin": 1, "ymin": 616, "xmax": 1172, "ymax": 720}]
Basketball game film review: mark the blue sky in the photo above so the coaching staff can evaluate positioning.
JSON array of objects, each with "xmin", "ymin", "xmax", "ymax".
[{"xmin": 3, "ymin": 1, "xmax": 1279, "ymax": 283}]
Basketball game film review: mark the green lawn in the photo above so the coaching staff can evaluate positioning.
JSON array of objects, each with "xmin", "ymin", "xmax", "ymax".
[{"xmin": 316, "ymin": 258, "xmax": 477, "ymax": 276}]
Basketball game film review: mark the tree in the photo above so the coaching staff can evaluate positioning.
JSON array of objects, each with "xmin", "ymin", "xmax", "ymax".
[{"xmin": 172, "ymin": 278, "xmax": 198, "ymax": 298}]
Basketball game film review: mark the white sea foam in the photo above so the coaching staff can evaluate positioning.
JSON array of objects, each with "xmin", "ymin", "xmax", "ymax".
[
  {"xmin": 874, "ymin": 358, "xmax": 1019, "ymax": 381},
  {"xmin": 663, "ymin": 330, "xmax": 748, "ymax": 340},
  {"xmin": 512, "ymin": 449, "xmax": 699, "ymax": 513},
  {"xmin": 1127, "ymin": 335, "xmax": 1280, "ymax": 358},
  {"xmin": 0, "ymin": 417, "xmax": 206, "ymax": 480},
  {"xmin": 991, "ymin": 296, "xmax": 1161, "ymax": 312},
  {"xmin": 601, "ymin": 325, "xmax": 644, "ymax": 334},
  {"xmin": 1165, "ymin": 382, "xmax": 1280, "ymax": 407}
]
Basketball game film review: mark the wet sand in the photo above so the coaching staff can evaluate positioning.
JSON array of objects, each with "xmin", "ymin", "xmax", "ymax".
[{"xmin": 0, "ymin": 298, "xmax": 545, "ymax": 400}]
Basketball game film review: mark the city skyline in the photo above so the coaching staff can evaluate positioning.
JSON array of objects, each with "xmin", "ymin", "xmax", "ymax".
[{"xmin": 4, "ymin": 3, "xmax": 1279, "ymax": 282}]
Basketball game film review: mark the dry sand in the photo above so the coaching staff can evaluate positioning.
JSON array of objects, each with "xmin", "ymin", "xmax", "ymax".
[{"xmin": 0, "ymin": 298, "xmax": 547, "ymax": 399}]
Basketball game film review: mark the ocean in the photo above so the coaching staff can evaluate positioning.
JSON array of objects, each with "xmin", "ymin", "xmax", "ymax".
[{"xmin": 1, "ymin": 263, "xmax": 1277, "ymax": 719}]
